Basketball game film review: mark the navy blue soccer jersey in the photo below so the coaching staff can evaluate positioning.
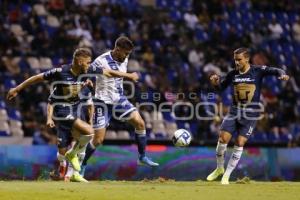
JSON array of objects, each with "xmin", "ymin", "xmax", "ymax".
[
  {"xmin": 217, "ymin": 65, "xmax": 285, "ymax": 106},
  {"xmin": 44, "ymin": 64, "xmax": 102, "ymax": 104}
]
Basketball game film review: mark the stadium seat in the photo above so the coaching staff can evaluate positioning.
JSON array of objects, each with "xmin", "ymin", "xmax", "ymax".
[
  {"xmin": 10, "ymin": 24, "xmax": 25, "ymax": 36},
  {"xmin": 8, "ymin": 109, "xmax": 22, "ymax": 121},
  {"xmin": 117, "ymin": 130, "xmax": 130, "ymax": 139},
  {"xmin": 0, "ymin": 121, "xmax": 10, "ymax": 136},
  {"xmin": 4, "ymin": 78, "xmax": 16, "ymax": 90},
  {"xmin": 47, "ymin": 15, "xmax": 60, "ymax": 27},
  {"xmin": 0, "ymin": 109, "xmax": 8, "ymax": 121},
  {"xmin": 21, "ymin": 3, "xmax": 32, "ymax": 14},
  {"xmin": 0, "ymin": 100, "xmax": 6, "ymax": 109},
  {"xmin": 27, "ymin": 57, "xmax": 41, "ymax": 69},
  {"xmin": 151, "ymin": 111, "xmax": 164, "ymax": 123},
  {"xmin": 141, "ymin": 111, "xmax": 152, "ymax": 129},
  {"xmin": 33, "ymin": 4, "xmax": 47, "ymax": 16},
  {"xmin": 10, "ymin": 128, "xmax": 24, "ymax": 137},
  {"xmin": 165, "ymin": 121, "xmax": 177, "ymax": 138},
  {"xmin": 9, "ymin": 119, "xmax": 22, "ymax": 129},
  {"xmin": 152, "ymin": 122, "xmax": 166, "ymax": 137},
  {"xmin": 39, "ymin": 57, "xmax": 53, "ymax": 69},
  {"xmin": 105, "ymin": 130, "xmax": 117, "ymax": 139}
]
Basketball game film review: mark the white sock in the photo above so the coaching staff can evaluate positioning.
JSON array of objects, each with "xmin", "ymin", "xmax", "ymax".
[
  {"xmin": 65, "ymin": 163, "xmax": 74, "ymax": 177},
  {"xmin": 216, "ymin": 142, "xmax": 227, "ymax": 169},
  {"xmin": 57, "ymin": 152, "xmax": 66, "ymax": 167},
  {"xmin": 224, "ymin": 145, "xmax": 243, "ymax": 177},
  {"xmin": 67, "ymin": 142, "xmax": 86, "ymax": 157},
  {"xmin": 78, "ymin": 152, "xmax": 86, "ymax": 165}
]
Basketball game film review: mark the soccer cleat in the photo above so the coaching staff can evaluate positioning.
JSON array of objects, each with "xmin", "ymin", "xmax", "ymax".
[
  {"xmin": 221, "ymin": 175, "xmax": 230, "ymax": 185},
  {"xmin": 70, "ymin": 172, "xmax": 89, "ymax": 183},
  {"xmin": 80, "ymin": 165, "xmax": 87, "ymax": 177},
  {"xmin": 137, "ymin": 156, "xmax": 159, "ymax": 167},
  {"xmin": 206, "ymin": 167, "xmax": 225, "ymax": 181},
  {"xmin": 65, "ymin": 152, "xmax": 81, "ymax": 172}
]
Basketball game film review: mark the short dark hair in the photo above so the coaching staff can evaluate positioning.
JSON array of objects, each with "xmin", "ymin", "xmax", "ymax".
[
  {"xmin": 234, "ymin": 47, "xmax": 250, "ymax": 58},
  {"xmin": 115, "ymin": 36, "xmax": 134, "ymax": 50},
  {"xmin": 73, "ymin": 48, "xmax": 92, "ymax": 59}
]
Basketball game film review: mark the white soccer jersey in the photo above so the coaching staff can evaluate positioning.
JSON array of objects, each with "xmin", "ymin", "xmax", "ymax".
[{"xmin": 91, "ymin": 51, "xmax": 128, "ymax": 104}]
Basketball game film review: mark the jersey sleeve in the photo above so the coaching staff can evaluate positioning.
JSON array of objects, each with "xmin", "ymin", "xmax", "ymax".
[
  {"xmin": 89, "ymin": 58, "xmax": 104, "ymax": 74},
  {"xmin": 79, "ymin": 86, "xmax": 93, "ymax": 105},
  {"xmin": 43, "ymin": 68, "xmax": 62, "ymax": 81},
  {"xmin": 215, "ymin": 70, "xmax": 235, "ymax": 91},
  {"xmin": 260, "ymin": 65, "xmax": 285, "ymax": 77}
]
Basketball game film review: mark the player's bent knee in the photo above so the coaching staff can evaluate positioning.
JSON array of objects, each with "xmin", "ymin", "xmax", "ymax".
[
  {"xmin": 78, "ymin": 134, "xmax": 93, "ymax": 145},
  {"xmin": 136, "ymin": 119, "xmax": 145, "ymax": 130},
  {"xmin": 235, "ymin": 140, "xmax": 246, "ymax": 147},
  {"xmin": 93, "ymin": 137, "xmax": 104, "ymax": 146}
]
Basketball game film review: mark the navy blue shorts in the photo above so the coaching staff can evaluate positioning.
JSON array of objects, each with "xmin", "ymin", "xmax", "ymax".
[
  {"xmin": 220, "ymin": 107, "xmax": 258, "ymax": 139},
  {"xmin": 53, "ymin": 104, "xmax": 79, "ymax": 148}
]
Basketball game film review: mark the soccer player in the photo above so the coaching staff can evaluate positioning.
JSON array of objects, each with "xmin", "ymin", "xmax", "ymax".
[
  {"xmin": 7, "ymin": 48, "xmax": 139, "ymax": 182},
  {"xmin": 81, "ymin": 36, "xmax": 159, "ymax": 176},
  {"xmin": 47, "ymin": 84, "xmax": 93, "ymax": 181},
  {"xmin": 207, "ymin": 47, "xmax": 289, "ymax": 184}
]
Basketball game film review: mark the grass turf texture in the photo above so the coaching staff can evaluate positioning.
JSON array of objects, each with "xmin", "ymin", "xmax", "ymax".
[{"xmin": 1, "ymin": 179, "xmax": 300, "ymax": 200}]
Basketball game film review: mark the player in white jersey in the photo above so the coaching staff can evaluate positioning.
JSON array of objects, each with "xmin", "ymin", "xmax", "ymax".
[{"xmin": 80, "ymin": 36, "xmax": 159, "ymax": 176}]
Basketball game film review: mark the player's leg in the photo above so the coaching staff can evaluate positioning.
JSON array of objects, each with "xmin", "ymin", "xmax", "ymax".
[
  {"xmin": 207, "ymin": 130, "xmax": 232, "ymax": 181},
  {"xmin": 64, "ymin": 141, "xmax": 75, "ymax": 182},
  {"xmin": 81, "ymin": 127, "xmax": 106, "ymax": 176},
  {"xmin": 50, "ymin": 147, "xmax": 68, "ymax": 180},
  {"xmin": 221, "ymin": 119, "xmax": 256, "ymax": 184},
  {"xmin": 221, "ymin": 135, "xmax": 247, "ymax": 185},
  {"xmin": 80, "ymin": 102, "xmax": 110, "ymax": 176},
  {"xmin": 207, "ymin": 114, "xmax": 236, "ymax": 181},
  {"xmin": 50, "ymin": 122, "xmax": 72, "ymax": 180},
  {"xmin": 127, "ymin": 111, "xmax": 159, "ymax": 167},
  {"xmin": 65, "ymin": 118, "xmax": 94, "ymax": 173},
  {"xmin": 57, "ymin": 148, "xmax": 68, "ymax": 178}
]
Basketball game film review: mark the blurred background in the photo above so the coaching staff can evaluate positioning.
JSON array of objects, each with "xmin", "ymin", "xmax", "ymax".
[{"xmin": 0, "ymin": 0, "xmax": 300, "ymax": 181}]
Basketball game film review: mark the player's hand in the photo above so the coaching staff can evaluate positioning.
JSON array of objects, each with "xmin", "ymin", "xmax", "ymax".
[
  {"xmin": 278, "ymin": 75, "xmax": 289, "ymax": 81},
  {"xmin": 129, "ymin": 72, "xmax": 139, "ymax": 82},
  {"xmin": 46, "ymin": 118, "xmax": 55, "ymax": 128},
  {"xmin": 6, "ymin": 88, "xmax": 19, "ymax": 100},
  {"xmin": 83, "ymin": 79, "xmax": 94, "ymax": 88},
  {"xmin": 210, "ymin": 74, "xmax": 220, "ymax": 86}
]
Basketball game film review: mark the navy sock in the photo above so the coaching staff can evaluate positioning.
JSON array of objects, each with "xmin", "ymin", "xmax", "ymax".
[
  {"xmin": 82, "ymin": 142, "xmax": 96, "ymax": 166},
  {"xmin": 135, "ymin": 131, "xmax": 147, "ymax": 158}
]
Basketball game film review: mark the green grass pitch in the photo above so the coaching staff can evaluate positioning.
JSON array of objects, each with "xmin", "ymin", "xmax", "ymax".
[{"xmin": 1, "ymin": 180, "xmax": 300, "ymax": 200}]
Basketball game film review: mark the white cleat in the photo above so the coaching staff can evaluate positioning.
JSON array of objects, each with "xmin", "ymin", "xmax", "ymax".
[
  {"xmin": 221, "ymin": 175, "xmax": 230, "ymax": 185},
  {"xmin": 206, "ymin": 168, "xmax": 224, "ymax": 181}
]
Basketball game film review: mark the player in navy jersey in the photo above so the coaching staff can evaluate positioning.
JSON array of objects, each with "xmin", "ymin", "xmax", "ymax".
[
  {"xmin": 7, "ymin": 48, "xmax": 139, "ymax": 182},
  {"xmin": 206, "ymin": 48, "xmax": 289, "ymax": 184},
  {"xmin": 47, "ymin": 84, "xmax": 94, "ymax": 181}
]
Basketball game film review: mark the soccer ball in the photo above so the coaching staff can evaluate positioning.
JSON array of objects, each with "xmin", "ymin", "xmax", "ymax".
[{"xmin": 172, "ymin": 129, "xmax": 192, "ymax": 147}]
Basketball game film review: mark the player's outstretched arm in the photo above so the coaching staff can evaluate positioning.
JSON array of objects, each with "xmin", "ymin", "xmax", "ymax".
[
  {"xmin": 6, "ymin": 73, "xmax": 45, "ymax": 100},
  {"xmin": 261, "ymin": 66, "xmax": 289, "ymax": 81},
  {"xmin": 46, "ymin": 103, "xmax": 55, "ymax": 128},
  {"xmin": 103, "ymin": 69, "xmax": 139, "ymax": 82}
]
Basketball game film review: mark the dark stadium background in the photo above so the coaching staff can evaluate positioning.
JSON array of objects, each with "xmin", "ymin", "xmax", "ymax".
[{"xmin": 0, "ymin": 0, "xmax": 300, "ymax": 181}]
